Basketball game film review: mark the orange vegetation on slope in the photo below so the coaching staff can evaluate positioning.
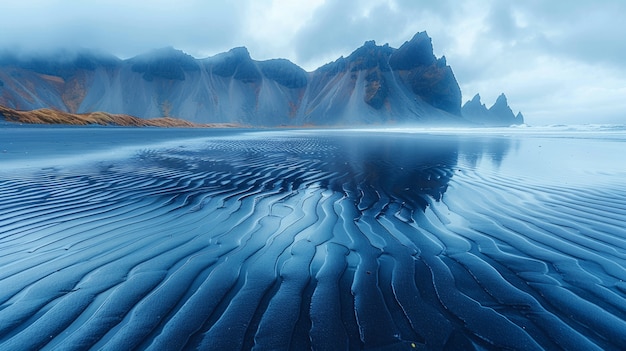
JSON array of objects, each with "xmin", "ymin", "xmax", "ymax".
[{"xmin": 0, "ymin": 105, "xmax": 239, "ymax": 128}]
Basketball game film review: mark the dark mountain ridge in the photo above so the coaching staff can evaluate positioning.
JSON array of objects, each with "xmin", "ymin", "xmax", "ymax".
[
  {"xmin": 462, "ymin": 93, "xmax": 524, "ymax": 126},
  {"xmin": 0, "ymin": 32, "xmax": 522, "ymax": 126}
]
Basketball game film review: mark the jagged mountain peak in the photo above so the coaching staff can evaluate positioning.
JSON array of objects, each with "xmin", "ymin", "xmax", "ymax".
[
  {"xmin": 204, "ymin": 46, "xmax": 260, "ymax": 82},
  {"xmin": 489, "ymin": 93, "xmax": 514, "ymax": 117},
  {"xmin": 203, "ymin": 47, "xmax": 254, "ymax": 68},
  {"xmin": 390, "ymin": 32, "xmax": 461, "ymax": 115},
  {"xmin": 0, "ymin": 31, "xmax": 520, "ymax": 126},
  {"xmin": 223, "ymin": 47, "xmax": 252, "ymax": 60},
  {"xmin": 389, "ymin": 31, "xmax": 437, "ymax": 70},
  {"xmin": 469, "ymin": 93, "xmax": 482, "ymax": 104},
  {"xmin": 493, "ymin": 93, "xmax": 509, "ymax": 106},
  {"xmin": 462, "ymin": 93, "xmax": 522, "ymax": 126},
  {"xmin": 437, "ymin": 55, "xmax": 447, "ymax": 67},
  {"xmin": 344, "ymin": 40, "xmax": 394, "ymax": 72}
]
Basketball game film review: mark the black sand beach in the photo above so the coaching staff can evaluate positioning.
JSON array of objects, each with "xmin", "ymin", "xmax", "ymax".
[{"xmin": 1, "ymin": 127, "xmax": 625, "ymax": 350}]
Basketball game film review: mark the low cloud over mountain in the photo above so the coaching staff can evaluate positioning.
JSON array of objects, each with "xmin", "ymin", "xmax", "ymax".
[{"xmin": 0, "ymin": 32, "xmax": 521, "ymax": 127}]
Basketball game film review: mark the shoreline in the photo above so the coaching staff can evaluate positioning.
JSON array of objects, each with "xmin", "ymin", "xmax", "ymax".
[{"xmin": 0, "ymin": 105, "xmax": 242, "ymax": 128}]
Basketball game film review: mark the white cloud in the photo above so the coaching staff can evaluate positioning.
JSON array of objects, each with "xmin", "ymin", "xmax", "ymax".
[
  {"xmin": 0, "ymin": 1, "xmax": 248, "ymax": 58},
  {"xmin": 241, "ymin": 0, "xmax": 325, "ymax": 61}
]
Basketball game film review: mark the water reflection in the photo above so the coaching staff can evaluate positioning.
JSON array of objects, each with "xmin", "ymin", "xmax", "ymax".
[
  {"xmin": 456, "ymin": 135, "xmax": 516, "ymax": 169},
  {"xmin": 136, "ymin": 131, "xmax": 514, "ymax": 213}
]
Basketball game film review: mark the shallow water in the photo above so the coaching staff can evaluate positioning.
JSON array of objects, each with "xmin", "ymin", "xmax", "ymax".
[{"xmin": 1, "ymin": 127, "xmax": 625, "ymax": 350}]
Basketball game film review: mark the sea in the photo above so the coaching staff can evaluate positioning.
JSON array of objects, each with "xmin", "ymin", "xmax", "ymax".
[{"xmin": 1, "ymin": 125, "xmax": 625, "ymax": 350}]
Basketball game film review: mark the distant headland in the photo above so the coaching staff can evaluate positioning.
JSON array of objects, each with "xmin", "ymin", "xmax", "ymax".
[{"xmin": 0, "ymin": 105, "xmax": 237, "ymax": 128}]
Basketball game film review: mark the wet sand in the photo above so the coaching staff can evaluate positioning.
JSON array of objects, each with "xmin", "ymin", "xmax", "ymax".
[{"xmin": 1, "ymin": 127, "xmax": 625, "ymax": 350}]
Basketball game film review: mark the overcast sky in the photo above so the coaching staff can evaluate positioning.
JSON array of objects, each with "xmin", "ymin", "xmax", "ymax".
[{"xmin": 2, "ymin": 0, "xmax": 625, "ymax": 125}]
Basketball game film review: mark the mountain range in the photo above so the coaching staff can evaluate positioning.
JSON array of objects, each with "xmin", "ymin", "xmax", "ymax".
[
  {"xmin": 462, "ymin": 93, "xmax": 524, "ymax": 126},
  {"xmin": 0, "ymin": 32, "xmax": 523, "ymax": 127}
]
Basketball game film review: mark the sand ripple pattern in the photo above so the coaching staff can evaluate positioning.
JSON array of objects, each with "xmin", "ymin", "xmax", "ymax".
[{"xmin": 1, "ymin": 132, "xmax": 625, "ymax": 350}]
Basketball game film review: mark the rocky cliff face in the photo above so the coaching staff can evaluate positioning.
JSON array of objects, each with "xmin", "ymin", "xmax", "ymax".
[
  {"xmin": 0, "ymin": 32, "xmax": 512, "ymax": 126},
  {"xmin": 389, "ymin": 33, "xmax": 461, "ymax": 116},
  {"xmin": 462, "ymin": 93, "xmax": 524, "ymax": 126},
  {"xmin": 301, "ymin": 33, "xmax": 463, "ymax": 125}
]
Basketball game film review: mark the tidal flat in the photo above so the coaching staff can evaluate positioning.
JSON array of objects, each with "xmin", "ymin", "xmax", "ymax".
[{"xmin": 1, "ymin": 126, "xmax": 625, "ymax": 350}]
